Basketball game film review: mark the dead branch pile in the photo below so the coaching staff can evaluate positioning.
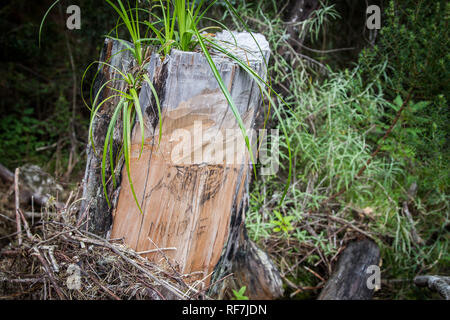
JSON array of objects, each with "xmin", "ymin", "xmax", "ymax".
[{"xmin": 0, "ymin": 198, "xmax": 206, "ymax": 300}]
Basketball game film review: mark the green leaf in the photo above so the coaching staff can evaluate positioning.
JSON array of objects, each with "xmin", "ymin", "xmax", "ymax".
[
  {"xmin": 394, "ymin": 95, "xmax": 403, "ymax": 109},
  {"xmin": 204, "ymin": 38, "xmax": 293, "ymax": 206},
  {"xmin": 130, "ymin": 88, "xmax": 145, "ymax": 159},
  {"xmin": 39, "ymin": 0, "xmax": 60, "ymax": 48},
  {"xmin": 102, "ymin": 99, "xmax": 123, "ymax": 207},
  {"xmin": 123, "ymin": 100, "xmax": 143, "ymax": 214},
  {"xmin": 192, "ymin": 20, "xmax": 257, "ymax": 178}
]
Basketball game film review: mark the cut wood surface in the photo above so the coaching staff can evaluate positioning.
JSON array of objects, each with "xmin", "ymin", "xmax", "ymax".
[
  {"xmin": 318, "ymin": 239, "xmax": 381, "ymax": 300},
  {"xmin": 82, "ymin": 32, "xmax": 284, "ymax": 298}
]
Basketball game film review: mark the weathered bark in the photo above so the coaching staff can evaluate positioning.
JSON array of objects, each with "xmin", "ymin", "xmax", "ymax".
[
  {"xmin": 318, "ymin": 239, "xmax": 381, "ymax": 300},
  {"xmin": 414, "ymin": 275, "xmax": 450, "ymax": 300},
  {"xmin": 212, "ymin": 231, "xmax": 284, "ymax": 300},
  {"xmin": 81, "ymin": 32, "xmax": 283, "ymax": 299}
]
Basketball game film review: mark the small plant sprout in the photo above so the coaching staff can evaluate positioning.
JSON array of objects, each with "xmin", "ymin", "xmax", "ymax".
[
  {"xmin": 270, "ymin": 210, "xmax": 295, "ymax": 235},
  {"xmin": 232, "ymin": 286, "xmax": 249, "ymax": 300}
]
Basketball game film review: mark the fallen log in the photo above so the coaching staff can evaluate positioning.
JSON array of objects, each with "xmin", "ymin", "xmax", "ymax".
[
  {"xmin": 80, "ymin": 31, "xmax": 283, "ymax": 299},
  {"xmin": 414, "ymin": 275, "xmax": 450, "ymax": 300},
  {"xmin": 318, "ymin": 239, "xmax": 381, "ymax": 300},
  {"xmin": 0, "ymin": 163, "xmax": 14, "ymax": 182},
  {"xmin": 0, "ymin": 163, "xmax": 64, "ymax": 210}
]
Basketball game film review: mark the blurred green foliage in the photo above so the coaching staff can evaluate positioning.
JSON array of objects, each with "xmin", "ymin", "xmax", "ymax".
[
  {"xmin": 0, "ymin": 0, "xmax": 115, "ymax": 178},
  {"xmin": 359, "ymin": 0, "xmax": 449, "ymax": 199}
]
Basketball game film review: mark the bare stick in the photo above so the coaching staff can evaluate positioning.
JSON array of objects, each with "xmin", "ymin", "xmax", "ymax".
[
  {"xmin": 14, "ymin": 168, "xmax": 22, "ymax": 246},
  {"xmin": 66, "ymin": 231, "xmax": 187, "ymax": 299},
  {"xmin": 18, "ymin": 208, "xmax": 33, "ymax": 240},
  {"xmin": 33, "ymin": 248, "xmax": 66, "ymax": 300},
  {"xmin": 87, "ymin": 273, "xmax": 121, "ymax": 300},
  {"xmin": 402, "ymin": 201, "xmax": 424, "ymax": 245},
  {"xmin": 136, "ymin": 247, "xmax": 177, "ymax": 255}
]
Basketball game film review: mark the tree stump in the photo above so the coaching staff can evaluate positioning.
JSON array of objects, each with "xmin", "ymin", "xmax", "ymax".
[
  {"xmin": 318, "ymin": 239, "xmax": 381, "ymax": 300},
  {"xmin": 80, "ymin": 31, "xmax": 283, "ymax": 299}
]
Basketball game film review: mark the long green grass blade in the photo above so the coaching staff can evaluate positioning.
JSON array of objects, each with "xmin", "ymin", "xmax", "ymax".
[
  {"xmin": 108, "ymin": 87, "xmax": 133, "ymax": 99},
  {"xmin": 220, "ymin": 0, "xmax": 274, "ymax": 139},
  {"xmin": 81, "ymin": 50, "xmax": 129, "ymax": 110},
  {"xmin": 38, "ymin": 0, "xmax": 60, "ymax": 48},
  {"xmin": 122, "ymin": 101, "xmax": 142, "ymax": 213},
  {"xmin": 89, "ymin": 93, "xmax": 122, "ymax": 154},
  {"xmin": 206, "ymin": 39, "xmax": 293, "ymax": 204},
  {"xmin": 143, "ymin": 73, "xmax": 163, "ymax": 148},
  {"xmin": 130, "ymin": 88, "xmax": 145, "ymax": 158},
  {"xmin": 109, "ymin": 125, "xmax": 116, "ymax": 188},
  {"xmin": 102, "ymin": 99, "xmax": 123, "ymax": 207},
  {"xmin": 192, "ymin": 22, "xmax": 257, "ymax": 177}
]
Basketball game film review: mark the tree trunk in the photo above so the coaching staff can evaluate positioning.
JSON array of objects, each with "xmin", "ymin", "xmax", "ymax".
[
  {"xmin": 318, "ymin": 239, "xmax": 381, "ymax": 300},
  {"xmin": 80, "ymin": 32, "xmax": 283, "ymax": 299}
]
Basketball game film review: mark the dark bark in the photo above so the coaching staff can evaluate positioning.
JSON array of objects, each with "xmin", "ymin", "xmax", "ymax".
[
  {"xmin": 318, "ymin": 239, "xmax": 381, "ymax": 300},
  {"xmin": 210, "ymin": 172, "xmax": 283, "ymax": 299}
]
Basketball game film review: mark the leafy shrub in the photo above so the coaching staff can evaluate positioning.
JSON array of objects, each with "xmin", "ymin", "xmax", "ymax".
[
  {"xmin": 359, "ymin": 0, "xmax": 450, "ymax": 198},
  {"xmin": 237, "ymin": 0, "xmax": 448, "ymax": 299}
]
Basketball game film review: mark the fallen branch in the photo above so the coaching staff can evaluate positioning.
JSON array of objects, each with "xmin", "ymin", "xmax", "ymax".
[
  {"xmin": 0, "ymin": 214, "xmax": 197, "ymax": 300},
  {"xmin": 0, "ymin": 163, "xmax": 64, "ymax": 210},
  {"xmin": 33, "ymin": 247, "xmax": 67, "ymax": 300},
  {"xmin": 14, "ymin": 168, "xmax": 22, "ymax": 246},
  {"xmin": 402, "ymin": 201, "xmax": 424, "ymax": 245},
  {"xmin": 68, "ymin": 231, "xmax": 189, "ymax": 299},
  {"xmin": 414, "ymin": 275, "xmax": 450, "ymax": 300}
]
